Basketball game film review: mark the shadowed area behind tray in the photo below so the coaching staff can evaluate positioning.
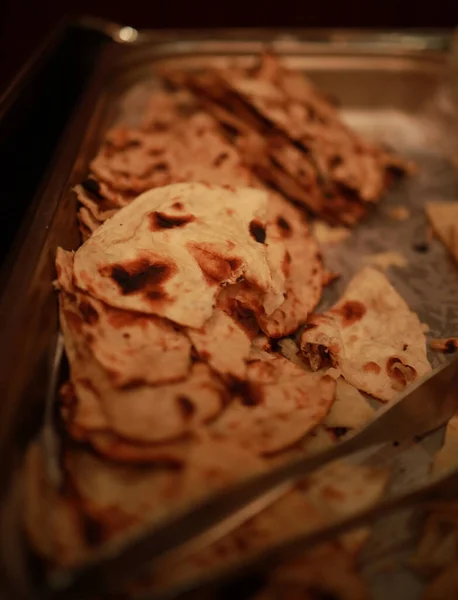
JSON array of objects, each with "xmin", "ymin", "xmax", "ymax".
[{"xmin": 0, "ymin": 23, "xmax": 110, "ymax": 279}]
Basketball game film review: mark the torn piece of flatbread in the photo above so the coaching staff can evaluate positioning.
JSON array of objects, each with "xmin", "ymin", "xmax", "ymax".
[
  {"xmin": 72, "ymin": 182, "xmax": 283, "ymax": 329},
  {"xmin": 387, "ymin": 205, "xmax": 410, "ymax": 221},
  {"xmin": 210, "ymin": 356, "xmax": 335, "ymax": 455},
  {"xmin": 324, "ymin": 378, "xmax": 375, "ymax": 429},
  {"xmin": 426, "ymin": 201, "xmax": 458, "ymax": 263},
  {"xmin": 300, "ymin": 267, "xmax": 431, "ymax": 401},
  {"xmin": 277, "ymin": 338, "xmax": 374, "ymax": 430},
  {"xmin": 313, "ymin": 220, "xmax": 351, "ymax": 246},
  {"xmin": 363, "ymin": 251, "xmax": 408, "ymax": 270},
  {"xmin": 430, "ymin": 338, "xmax": 458, "ymax": 353},
  {"xmin": 186, "ymin": 307, "xmax": 255, "ymax": 379},
  {"xmin": 258, "ymin": 193, "xmax": 324, "ymax": 337}
]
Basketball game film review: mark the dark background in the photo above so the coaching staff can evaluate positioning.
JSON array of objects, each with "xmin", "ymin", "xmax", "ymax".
[{"xmin": 1, "ymin": 0, "xmax": 458, "ymax": 92}]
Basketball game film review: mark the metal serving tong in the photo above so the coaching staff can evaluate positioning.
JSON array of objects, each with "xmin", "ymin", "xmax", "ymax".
[{"xmin": 46, "ymin": 357, "xmax": 458, "ymax": 600}]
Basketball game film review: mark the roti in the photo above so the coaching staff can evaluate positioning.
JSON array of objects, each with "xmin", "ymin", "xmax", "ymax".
[
  {"xmin": 58, "ymin": 290, "xmax": 225, "ymax": 444},
  {"xmin": 258, "ymin": 193, "xmax": 324, "ymax": 337},
  {"xmin": 72, "ymin": 182, "xmax": 284, "ymax": 329},
  {"xmin": 426, "ymin": 201, "xmax": 458, "ymax": 263},
  {"xmin": 210, "ymin": 356, "xmax": 336, "ymax": 455},
  {"xmin": 56, "ymin": 248, "xmax": 192, "ymax": 388},
  {"xmin": 174, "ymin": 53, "xmax": 412, "ymax": 225},
  {"xmin": 300, "ymin": 267, "xmax": 431, "ymax": 401},
  {"xmin": 186, "ymin": 307, "xmax": 255, "ymax": 380}
]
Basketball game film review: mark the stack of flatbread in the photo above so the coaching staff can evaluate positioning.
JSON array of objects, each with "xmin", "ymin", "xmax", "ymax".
[
  {"xmin": 163, "ymin": 53, "xmax": 414, "ymax": 225},
  {"xmin": 77, "ymin": 53, "xmax": 412, "ymax": 240},
  {"xmin": 22, "ymin": 54, "xmax": 430, "ymax": 600},
  {"xmin": 56, "ymin": 182, "xmax": 333, "ymax": 462}
]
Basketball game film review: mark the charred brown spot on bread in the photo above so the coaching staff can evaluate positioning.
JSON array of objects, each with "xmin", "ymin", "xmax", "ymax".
[
  {"xmin": 228, "ymin": 376, "xmax": 264, "ymax": 406},
  {"xmin": 332, "ymin": 427, "xmax": 349, "ymax": 438},
  {"xmin": 445, "ymin": 339, "xmax": 458, "ymax": 353},
  {"xmin": 100, "ymin": 257, "xmax": 176, "ymax": 300},
  {"xmin": 120, "ymin": 379, "xmax": 146, "ymax": 390},
  {"xmin": 171, "ymin": 201, "xmax": 184, "ymax": 210},
  {"xmin": 332, "ymin": 300, "xmax": 366, "ymax": 326},
  {"xmin": 363, "ymin": 361, "xmax": 381, "ymax": 374},
  {"xmin": 189, "ymin": 345, "xmax": 202, "ymax": 363},
  {"xmin": 223, "ymin": 298, "xmax": 260, "ymax": 340},
  {"xmin": 151, "ymin": 162, "xmax": 168, "ymax": 172},
  {"xmin": 329, "ymin": 155, "xmax": 343, "ymax": 169},
  {"xmin": 149, "ymin": 211, "xmax": 195, "ymax": 230},
  {"xmin": 223, "ymin": 184, "xmax": 236, "ymax": 193},
  {"xmin": 81, "ymin": 178, "xmax": 102, "ymax": 198},
  {"xmin": 78, "ymin": 300, "xmax": 99, "ymax": 325},
  {"xmin": 188, "ymin": 244, "xmax": 242, "ymax": 284},
  {"xmin": 276, "ymin": 216, "xmax": 292, "ymax": 237},
  {"xmin": 430, "ymin": 338, "xmax": 458, "ymax": 353},
  {"xmin": 386, "ymin": 357, "xmax": 417, "ymax": 390},
  {"xmin": 176, "ymin": 395, "xmax": 196, "ymax": 419},
  {"xmin": 282, "ymin": 251, "xmax": 292, "ymax": 277},
  {"xmin": 213, "ymin": 152, "xmax": 229, "ymax": 167},
  {"xmin": 106, "ymin": 307, "xmax": 148, "ymax": 329},
  {"xmin": 249, "ymin": 219, "xmax": 266, "ymax": 244}
]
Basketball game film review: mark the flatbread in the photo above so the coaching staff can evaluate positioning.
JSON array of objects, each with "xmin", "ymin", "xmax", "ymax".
[
  {"xmin": 430, "ymin": 337, "xmax": 458, "ymax": 353},
  {"xmin": 302, "ymin": 461, "xmax": 389, "ymax": 555},
  {"xmin": 426, "ymin": 201, "xmax": 458, "ymax": 263},
  {"xmin": 59, "ymin": 383, "xmax": 194, "ymax": 466},
  {"xmin": 324, "ymin": 378, "xmax": 375, "ymax": 430},
  {"xmin": 210, "ymin": 356, "xmax": 335, "ymax": 455},
  {"xmin": 90, "ymin": 109, "xmax": 258, "ymax": 201},
  {"xmin": 313, "ymin": 220, "xmax": 351, "ymax": 246},
  {"xmin": 258, "ymin": 544, "xmax": 370, "ymax": 600},
  {"xmin": 258, "ymin": 193, "xmax": 324, "ymax": 337},
  {"xmin": 56, "ymin": 248, "xmax": 192, "ymax": 388},
  {"xmin": 59, "ymin": 291, "xmax": 225, "ymax": 444},
  {"xmin": 300, "ymin": 267, "xmax": 431, "ymax": 401},
  {"xmin": 23, "ymin": 441, "xmax": 88, "ymax": 567},
  {"xmin": 65, "ymin": 437, "xmax": 268, "ymax": 546},
  {"xmin": 186, "ymin": 307, "xmax": 255, "ymax": 379},
  {"xmin": 175, "ymin": 54, "xmax": 411, "ymax": 224},
  {"xmin": 224, "ymin": 53, "xmax": 411, "ymax": 201},
  {"xmin": 73, "ymin": 182, "xmax": 283, "ymax": 329}
]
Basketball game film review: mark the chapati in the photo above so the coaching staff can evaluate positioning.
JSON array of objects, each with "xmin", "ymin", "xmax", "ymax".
[
  {"xmin": 73, "ymin": 182, "xmax": 283, "ymax": 328},
  {"xmin": 300, "ymin": 267, "xmax": 431, "ymax": 401},
  {"xmin": 210, "ymin": 356, "xmax": 335, "ymax": 455}
]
